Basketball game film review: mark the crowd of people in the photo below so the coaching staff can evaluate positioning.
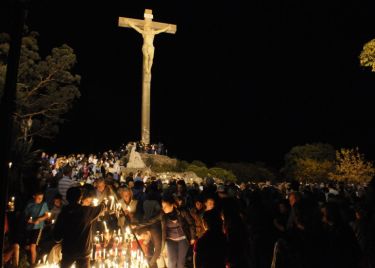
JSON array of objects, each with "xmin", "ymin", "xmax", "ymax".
[
  {"xmin": 3, "ymin": 145, "xmax": 375, "ymax": 268},
  {"xmin": 134, "ymin": 142, "xmax": 166, "ymax": 155}
]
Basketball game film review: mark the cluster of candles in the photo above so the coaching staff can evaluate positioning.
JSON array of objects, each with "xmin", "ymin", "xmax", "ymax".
[
  {"xmin": 8, "ymin": 196, "xmax": 15, "ymax": 212},
  {"xmin": 36, "ymin": 226, "xmax": 148, "ymax": 268},
  {"xmin": 92, "ymin": 196, "xmax": 129, "ymax": 219},
  {"xmin": 91, "ymin": 225, "xmax": 148, "ymax": 268}
]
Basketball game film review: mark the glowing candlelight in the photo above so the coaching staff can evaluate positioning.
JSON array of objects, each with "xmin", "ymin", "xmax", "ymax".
[
  {"xmin": 109, "ymin": 196, "xmax": 115, "ymax": 211},
  {"xmin": 52, "ymin": 219, "xmax": 55, "ymax": 224},
  {"xmin": 92, "ymin": 198, "xmax": 99, "ymax": 206},
  {"xmin": 47, "ymin": 212, "xmax": 51, "ymax": 218},
  {"xmin": 103, "ymin": 221, "xmax": 108, "ymax": 232}
]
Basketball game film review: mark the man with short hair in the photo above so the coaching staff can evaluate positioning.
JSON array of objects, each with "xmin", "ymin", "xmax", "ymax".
[
  {"xmin": 58, "ymin": 166, "xmax": 74, "ymax": 203},
  {"xmin": 54, "ymin": 187, "xmax": 105, "ymax": 268},
  {"xmin": 23, "ymin": 191, "xmax": 49, "ymax": 265}
]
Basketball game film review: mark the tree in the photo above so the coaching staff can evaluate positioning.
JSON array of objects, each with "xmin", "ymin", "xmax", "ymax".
[
  {"xmin": 282, "ymin": 143, "xmax": 335, "ymax": 181},
  {"xmin": 208, "ymin": 167, "xmax": 237, "ymax": 182},
  {"xmin": 0, "ymin": 31, "xmax": 80, "ymax": 194},
  {"xmin": 359, "ymin": 39, "xmax": 375, "ymax": 72},
  {"xmin": 329, "ymin": 148, "xmax": 375, "ymax": 183},
  {"xmin": 186, "ymin": 164, "xmax": 209, "ymax": 179},
  {"xmin": 0, "ymin": 31, "xmax": 81, "ymax": 141},
  {"xmin": 293, "ymin": 158, "xmax": 334, "ymax": 183}
]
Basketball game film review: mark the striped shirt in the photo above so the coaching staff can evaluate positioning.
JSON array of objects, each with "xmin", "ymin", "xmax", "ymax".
[{"xmin": 58, "ymin": 176, "xmax": 74, "ymax": 202}]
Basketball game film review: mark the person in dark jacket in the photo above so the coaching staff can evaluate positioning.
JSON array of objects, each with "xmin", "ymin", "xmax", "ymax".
[
  {"xmin": 161, "ymin": 194, "xmax": 196, "ymax": 268},
  {"xmin": 54, "ymin": 187, "xmax": 105, "ymax": 268}
]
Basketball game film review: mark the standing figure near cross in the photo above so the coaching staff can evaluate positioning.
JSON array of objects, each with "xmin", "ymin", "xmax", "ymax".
[{"xmin": 119, "ymin": 9, "xmax": 177, "ymax": 145}]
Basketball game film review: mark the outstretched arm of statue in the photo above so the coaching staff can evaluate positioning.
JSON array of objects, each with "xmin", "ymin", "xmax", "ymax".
[
  {"xmin": 153, "ymin": 24, "xmax": 171, "ymax": 34},
  {"xmin": 128, "ymin": 19, "xmax": 144, "ymax": 34}
]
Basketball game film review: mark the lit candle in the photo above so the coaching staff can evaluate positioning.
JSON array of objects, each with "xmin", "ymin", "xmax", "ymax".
[
  {"xmin": 92, "ymin": 198, "xmax": 99, "ymax": 207},
  {"xmin": 47, "ymin": 212, "xmax": 51, "ymax": 218},
  {"xmin": 109, "ymin": 196, "xmax": 115, "ymax": 211},
  {"xmin": 51, "ymin": 219, "xmax": 55, "ymax": 224}
]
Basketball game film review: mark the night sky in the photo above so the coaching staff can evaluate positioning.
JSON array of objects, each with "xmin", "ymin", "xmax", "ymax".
[{"xmin": 2, "ymin": 0, "xmax": 375, "ymax": 167}]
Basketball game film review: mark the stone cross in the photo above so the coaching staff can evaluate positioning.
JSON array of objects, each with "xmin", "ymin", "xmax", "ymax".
[{"xmin": 118, "ymin": 9, "xmax": 177, "ymax": 145}]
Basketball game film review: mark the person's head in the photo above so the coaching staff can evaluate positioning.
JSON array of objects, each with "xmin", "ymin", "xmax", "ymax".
[
  {"xmin": 161, "ymin": 195, "xmax": 176, "ymax": 214},
  {"xmin": 175, "ymin": 195, "xmax": 185, "ymax": 207},
  {"xmin": 128, "ymin": 180, "xmax": 135, "ymax": 189},
  {"xmin": 63, "ymin": 166, "xmax": 73, "ymax": 177},
  {"xmin": 96, "ymin": 178, "xmax": 106, "ymax": 193},
  {"xmin": 177, "ymin": 180, "xmax": 187, "ymax": 194},
  {"xmin": 81, "ymin": 186, "xmax": 96, "ymax": 206},
  {"xmin": 53, "ymin": 194, "xmax": 63, "ymax": 208},
  {"xmin": 119, "ymin": 187, "xmax": 133, "ymax": 203},
  {"xmin": 194, "ymin": 195, "xmax": 204, "ymax": 211},
  {"xmin": 288, "ymin": 191, "xmax": 301, "ymax": 207},
  {"xmin": 33, "ymin": 191, "xmax": 44, "ymax": 204},
  {"xmin": 217, "ymin": 185, "xmax": 227, "ymax": 198},
  {"xmin": 205, "ymin": 197, "xmax": 215, "ymax": 211},
  {"xmin": 202, "ymin": 210, "xmax": 223, "ymax": 232},
  {"xmin": 240, "ymin": 182, "xmax": 246, "ymax": 191},
  {"xmin": 66, "ymin": 187, "xmax": 82, "ymax": 205}
]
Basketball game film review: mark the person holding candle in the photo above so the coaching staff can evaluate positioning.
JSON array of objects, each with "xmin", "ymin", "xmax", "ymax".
[
  {"xmin": 54, "ymin": 186, "xmax": 105, "ymax": 268},
  {"xmin": 95, "ymin": 177, "xmax": 112, "ymax": 203},
  {"xmin": 118, "ymin": 187, "xmax": 139, "ymax": 228},
  {"xmin": 49, "ymin": 194, "xmax": 63, "ymax": 222},
  {"xmin": 23, "ymin": 190, "xmax": 50, "ymax": 266}
]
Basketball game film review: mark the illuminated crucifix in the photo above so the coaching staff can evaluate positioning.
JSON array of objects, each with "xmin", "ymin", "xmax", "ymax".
[{"xmin": 118, "ymin": 9, "xmax": 177, "ymax": 145}]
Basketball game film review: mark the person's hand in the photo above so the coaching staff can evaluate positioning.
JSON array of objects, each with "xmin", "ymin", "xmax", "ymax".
[
  {"xmin": 190, "ymin": 239, "xmax": 196, "ymax": 245},
  {"xmin": 34, "ymin": 219, "xmax": 41, "ymax": 225}
]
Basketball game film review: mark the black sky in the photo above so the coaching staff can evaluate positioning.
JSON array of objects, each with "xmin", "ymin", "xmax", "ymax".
[{"xmin": 2, "ymin": 0, "xmax": 375, "ymax": 167}]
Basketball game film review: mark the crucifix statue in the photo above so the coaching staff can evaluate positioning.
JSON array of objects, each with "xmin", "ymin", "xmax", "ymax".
[{"xmin": 119, "ymin": 9, "xmax": 177, "ymax": 145}]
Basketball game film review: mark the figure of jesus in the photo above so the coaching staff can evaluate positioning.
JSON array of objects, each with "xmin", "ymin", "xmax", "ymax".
[{"xmin": 127, "ymin": 14, "xmax": 171, "ymax": 74}]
